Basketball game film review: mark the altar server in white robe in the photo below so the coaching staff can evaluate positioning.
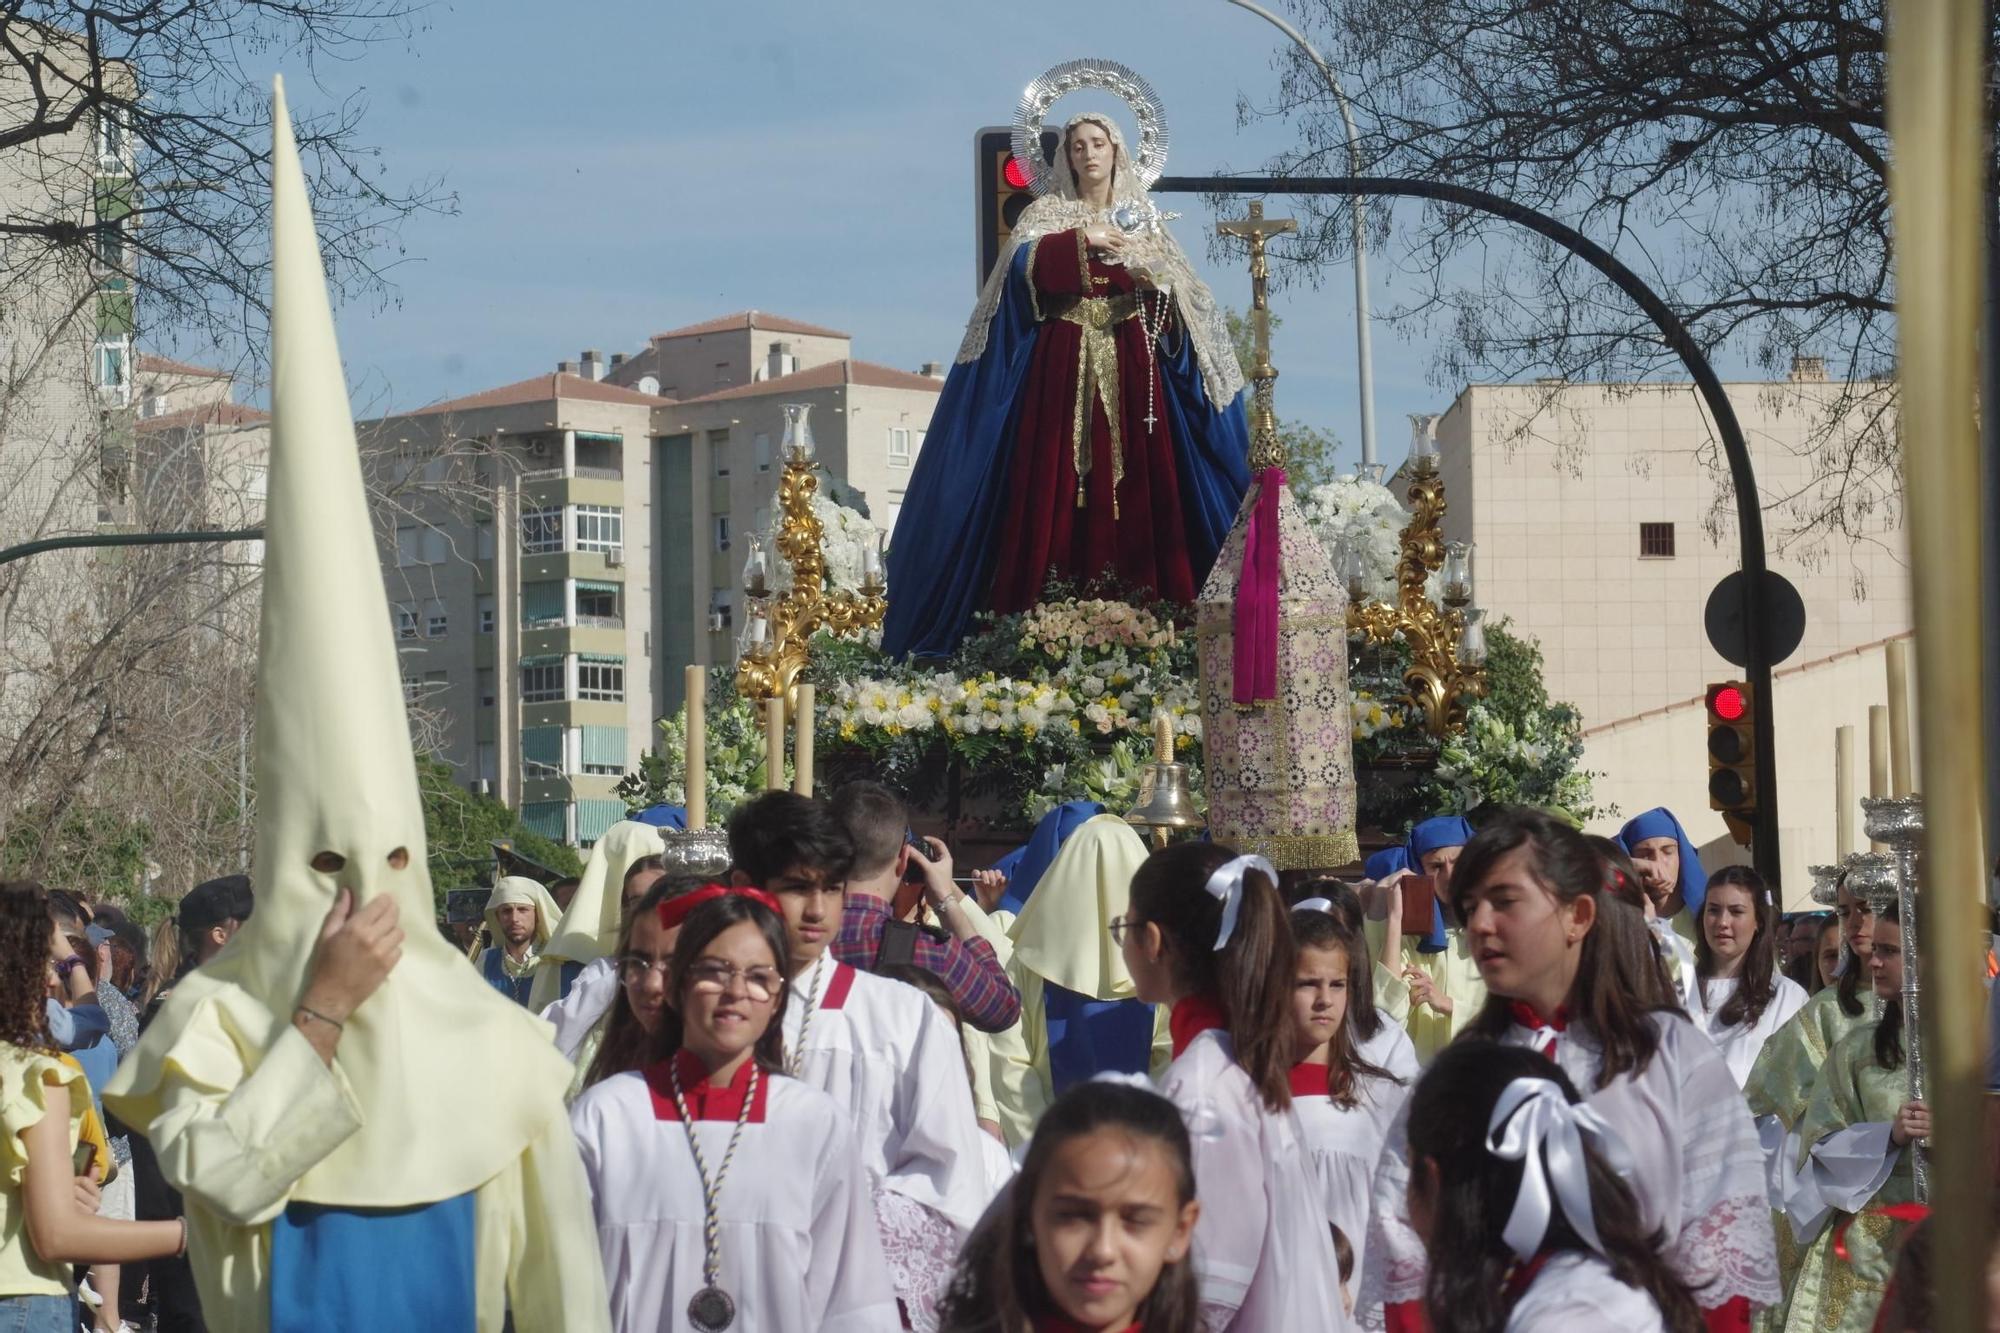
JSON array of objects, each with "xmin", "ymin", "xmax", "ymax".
[
  {"xmin": 1685, "ymin": 866, "xmax": 1808, "ymax": 1088},
  {"xmin": 1288, "ymin": 901, "xmax": 1413, "ymax": 1302},
  {"xmin": 1119, "ymin": 842, "xmax": 1348, "ymax": 1332},
  {"xmin": 1363, "ymin": 809, "xmax": 1779, "ymax": 1333},
  {"xmin": 1402, "ymin": 1042, "xmax": 1706, "ymax": 1333},
  {"xmin": 102, "ymin": 79, "xmax": 606, "ymax": 1332},
  {"xmin": 726, "ymin": 791, "xmax": 989, "ymax": 1326},
  {"xmin": 569, "ymin": 891, "xmax": 899, "ymax": 1333},
  {"xmin": 1295, "ymin": 881, "xmax": 1421, "ymax": 1082}
]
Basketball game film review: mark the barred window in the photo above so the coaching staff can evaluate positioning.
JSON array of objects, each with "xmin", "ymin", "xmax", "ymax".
[
  {"xmin": 577, "ymin": 655, "xmax": 624, "ymax": 702},
  {"xmin": 521, "ymin": 506, "xmax": 562, "ymax": 555},
  {"xmin": 520, "ymin": 656, "xmax": 565, "ymax": 704},
  {"xmin": 575, "ymin": 505, "xmax": 623, "ymax": 555},
  {"xmin": 1639, "ymin": 522, "xmax": 1676, "ymax": 558}
]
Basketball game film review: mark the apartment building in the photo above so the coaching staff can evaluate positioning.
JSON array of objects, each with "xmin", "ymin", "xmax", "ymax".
[{"xmin": 361, "ymin": 311, "xmax": 943, "ymax": 847}]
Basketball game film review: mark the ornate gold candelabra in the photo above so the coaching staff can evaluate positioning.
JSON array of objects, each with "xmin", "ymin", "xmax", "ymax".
[
  {"xmin": 1341, "ymin": 423, "xmax": 1489, "ymax": 739},
  {"xmin": 734, "ymin": 404, "xmax": 886, "ymax": 711}
]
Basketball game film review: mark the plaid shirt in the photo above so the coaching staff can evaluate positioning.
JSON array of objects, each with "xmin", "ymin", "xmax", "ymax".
[{"xmin": 832, "ymin": 893, "xmax": 1021, "ymax": 1032}]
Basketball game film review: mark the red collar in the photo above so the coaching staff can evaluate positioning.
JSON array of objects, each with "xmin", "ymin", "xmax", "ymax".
[
  {"xmin": 1288, "ymin": 1060, "xmax": 1332, "ymax": 1099},
  {"xmin": 645, "ymin": 1049, "xmax": 771, "ymax": 1124},
  {"xmin": 1503, "ymin": 1251, "xmax": 1557, "ymax": 1305},
  {"xmin": 1169, "ymin": 993, "xmax": 1227, "ymax": 1058},
  {"xmin": 1507, "ymin": 1002, "xmax": 1569, "ymax": 1032}
]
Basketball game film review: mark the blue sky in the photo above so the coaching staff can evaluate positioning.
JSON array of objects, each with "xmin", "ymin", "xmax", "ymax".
[{"xmin": 292, "ymin": 0, "xmax": 1480, "ymax": 466}]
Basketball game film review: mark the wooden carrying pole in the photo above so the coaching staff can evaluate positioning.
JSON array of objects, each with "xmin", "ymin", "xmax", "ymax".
[{"xmin": 1884, "ymin": 0, "xmax": 1992, "ymax": 1321}]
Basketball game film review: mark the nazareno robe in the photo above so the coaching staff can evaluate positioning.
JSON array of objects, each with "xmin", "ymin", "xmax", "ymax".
[
  {"xmin": 568, "ymin": 1051, "xmax": 899, "ymax": 1333},
  {"xmin": 881, "ymin": 229, "xmax": 1250, "ymax": 659}
]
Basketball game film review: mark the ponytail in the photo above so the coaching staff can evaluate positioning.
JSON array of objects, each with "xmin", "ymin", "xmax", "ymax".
[{"xmin": 1130, "ymin": 841, "xmax": 1296, "ymax": 1112}]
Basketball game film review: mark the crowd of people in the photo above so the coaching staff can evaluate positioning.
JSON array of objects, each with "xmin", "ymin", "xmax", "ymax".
[{"xmin": 3, "ymin": 786, "xmax": 1987, "ymax": 1332}]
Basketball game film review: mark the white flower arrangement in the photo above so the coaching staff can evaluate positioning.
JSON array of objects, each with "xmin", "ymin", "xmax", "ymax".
[
  {"xmin": 1297, "ymin": 475, "xmax": 1410, "ymax": 605},
  {"xmin": 760, "ymin": 496, "xmax": 882, "ymax": 596}
]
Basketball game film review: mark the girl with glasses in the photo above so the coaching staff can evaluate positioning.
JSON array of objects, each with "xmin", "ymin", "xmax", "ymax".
[{"xmin": 568, "ymin": 891, "xmax": 899, "ymax": 1332}]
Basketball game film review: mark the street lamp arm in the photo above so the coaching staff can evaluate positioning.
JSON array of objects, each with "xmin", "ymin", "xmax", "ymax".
[{"xmin": 0, "ymin": 527, "xmax": 265, "ymax": 569}]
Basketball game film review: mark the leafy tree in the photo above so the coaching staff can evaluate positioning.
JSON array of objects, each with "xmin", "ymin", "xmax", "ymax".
[
  {"xmin": 1249, "ymin": 0, "xmax": 1909, "ymax": 549},
  {"xmin": 1224, "ymin": 307, "xmax": 1346, "ymax": 492},
  {"xmin": 416, "ymin": 755, "xmax": 579, "ymax": 909}
]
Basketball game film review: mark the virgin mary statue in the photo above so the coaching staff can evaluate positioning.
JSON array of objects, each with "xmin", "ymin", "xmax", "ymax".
[{"xmin": 882, "ymin": 71, "xmax": 1251, "ymax": 658}]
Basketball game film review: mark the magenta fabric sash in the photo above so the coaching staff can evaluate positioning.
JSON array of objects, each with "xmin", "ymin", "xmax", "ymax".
[{"xmin": 1232, "ymin": 467, "xmax": 1285, "ymax": 704}]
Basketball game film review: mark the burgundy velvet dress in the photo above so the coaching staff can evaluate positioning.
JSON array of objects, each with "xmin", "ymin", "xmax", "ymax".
[{"xmin": 986, "ymin": 228, "xmax": 1196, "ymax": 612}]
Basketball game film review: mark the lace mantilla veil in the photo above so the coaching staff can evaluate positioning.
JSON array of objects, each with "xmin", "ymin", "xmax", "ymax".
[{"xmin": 953, "ymin": 112, "xmax": 1246, "ymax": 407}]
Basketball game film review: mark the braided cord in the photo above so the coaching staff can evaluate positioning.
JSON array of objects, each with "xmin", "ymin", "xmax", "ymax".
[{"xmin": 667, "ymin": 1059, "xmax": 762, "ymax": 1290}]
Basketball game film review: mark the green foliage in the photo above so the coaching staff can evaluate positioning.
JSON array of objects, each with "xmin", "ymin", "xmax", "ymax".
[
  {"xmin": 2, "ymin": 804, "xmax": 154, "ymax": 899},
  {"xmin": 417, "ymin": 755, "xmax": 580, "ymax": 906}
]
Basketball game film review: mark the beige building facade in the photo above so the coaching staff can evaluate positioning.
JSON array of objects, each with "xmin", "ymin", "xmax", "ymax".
[
  {"xmin": 1431, "ymin": 369, "xmax": 1911, "ymax": 892},
  {"xmin": 360, "ymin": 311, "xmax": 941, "ymax": 847}
]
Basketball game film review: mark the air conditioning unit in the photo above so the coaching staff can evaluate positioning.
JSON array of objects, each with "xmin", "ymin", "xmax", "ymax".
[
  {"xmin": 604, "ymin": 550, "xmax": 623, "ymax": 568},
  {"xmin": 706, "ymin": 612, "xmax": 726, "ymax": 632},
  {"xmin": 527, "ymin": 439, "xmax": 550, "ymax": 458}
]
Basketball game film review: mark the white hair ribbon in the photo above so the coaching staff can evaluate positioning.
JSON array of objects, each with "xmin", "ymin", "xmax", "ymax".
[
  {"xmin": 1294, "ymin": 896, "xmax": 1335, "ymax": 914},
  {"xmin": 1486, "ymin": 1077, "xmax": 1634, "ymax": 1261},
  {"xmin": 1089, "ymin": 1070, "xmax": 1159, "ymax": 1093},
  {"xmin": 1205, "ymin": 854, "xmax": 1275, "ymax": 951}
]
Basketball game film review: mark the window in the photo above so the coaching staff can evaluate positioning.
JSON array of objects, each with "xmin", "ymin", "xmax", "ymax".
[
  {"xmin": 394, "ymin": 605, "xmax": 418, "ymax": 640},
  {"xmin": 755, "ymin": 432, "xmax": 772, "ymax": 472},
  {"xmin": 476, "ymin": 742, "xmax": 497, "ymax": 783},
  {"xmin": 574, "ymin": 505, "xmax": 623, "ymax": 555},
  {"xmin": 478, "ymin": 668, "xmax": 496, "ymax": 708},
  {"xmin": 478, "ymin": 596, "xmax": 495, "ymax": 635},
  {"xmin": 520, "ymin": 656, "xmax": 565, "ymax": 704},
  {"xmin": 401, "ymin": 675, "xmax": 420, "ymax": 704},
  {"xmin": 1639, "ymin": 522, "xmax": 1676, "ymax": 558},
  {"xmin": 713, "ymin": 362, "xmax": 730, "ymax": 387},
  {"xmin": 94, "ymin": 337, "xmax": 130, "ymax": 399},
  {"xmin": 577, "ymin": 654, "xmax": 625, "ymax": 702},
  {"xmin": 97, "ymin": 110, "xmax": 128, "ymax": 172},
  {"xmin": 476, "ymin": 520, "xmax": 495, "ymax": 560},
  {"xmin": 397, "ymin": 525, "xmax": 445, "ymax": 565},
  {"xmin": 709, "ymin": 591, "xmax": 734, "ymax": 633},
  {"xmin": 576, "ymin": 581, "xmax": 621, "ymax": 623},
  {"xmin": 711, "ymin": 428, "xmax": 731, "ymax": 477},
  {"xmin": 714, "ymin": 515, "xmax": 731, "ymax": 553},
  {"xmin": 521, "ymin": 581, "xmax": 565, "ymax": 629},
  {"xmin": 519, "ymin": 801, "xmax": 568, "ymax": 841},
  {"xmin": 96, "ymin": 217, "xmax": 127, "ymax": 272},
  {"xmin": 580, "ymin": 726, "xmax": 626, "ymax": 776},
  {"xmin": 888, "ymin": 427, "xmax": 912, "ymax": 465},
  {"xmin": 522, "ymin": 726, "xmax": 564, "ymax": 778},
  {"xmin": 424, "ymin": 598, "xmax": 448, "ymax": 638},
  {"xmin": 521, "ymin": 506, "xmax": 563, "ymax": 555}
]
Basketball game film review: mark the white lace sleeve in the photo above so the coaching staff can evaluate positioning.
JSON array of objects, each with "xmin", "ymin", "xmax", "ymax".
[
  {"xmin": 1356, "ymin": 1094, "xmax": 1424, "ymax": 1329},
  {"xmin": 1660, "ymin": 1018, "xmax": 1782, "ymax": 1308},
  {"xmin": 872, "ymin": 1186, "xmax": 960, "ymax": 1333}
]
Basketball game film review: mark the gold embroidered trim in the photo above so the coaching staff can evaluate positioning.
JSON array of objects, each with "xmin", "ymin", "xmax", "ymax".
[
  {"xmin": 1058, "ymin": 294, "xmax": 1139, "ymax": 517},
  {"xmin": 1226, "ymin": 829, "xmax": 1361, "ymax": 872}
]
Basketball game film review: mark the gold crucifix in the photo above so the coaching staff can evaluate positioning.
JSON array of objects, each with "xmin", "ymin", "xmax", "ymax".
[{"xmin": 1218, "ymin": 200, "xmax": 1297, "ymax": 470}]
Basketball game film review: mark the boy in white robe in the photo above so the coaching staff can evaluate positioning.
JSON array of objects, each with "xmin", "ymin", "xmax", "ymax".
[
  {"xmin": 727, "ymin": 791, "xmax": 990, "ymax": 1326},
  {"xmin": 102, "ymin": 79, "xmax": 606, "ymax": 1333}
]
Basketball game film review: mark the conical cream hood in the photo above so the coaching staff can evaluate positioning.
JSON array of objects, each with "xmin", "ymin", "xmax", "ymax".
[{"xmin": 107, "ymin": 78, "xmax": 572, "ymax": 1208}]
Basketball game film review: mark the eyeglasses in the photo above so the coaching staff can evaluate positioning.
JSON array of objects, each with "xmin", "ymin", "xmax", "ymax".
[
  {"xmin": 684, "ymin": 961, "xmax": 784, "ymax": 1003},
  {"xmin": 617, "ymin": 955, "xmax": 672, "ymax": 984},
  {"xmin": 1108, "ymin": 915, "xmax": 1138, "ymax": 945}
]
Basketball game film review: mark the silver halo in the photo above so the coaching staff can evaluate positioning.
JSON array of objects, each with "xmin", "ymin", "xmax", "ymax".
[{"xmin": 1013, "ymin": 58, "xmax": 1170, "ymax": 199}]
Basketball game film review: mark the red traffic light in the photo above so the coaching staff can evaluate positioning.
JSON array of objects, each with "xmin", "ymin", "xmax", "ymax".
[
  {"xmin": 1710, "ymin": 685, "xmax": 1747, "ymax": 722},
  {"xmin": 1003, "ymin": 156, "xmax": 1033, "ymax": 190}
]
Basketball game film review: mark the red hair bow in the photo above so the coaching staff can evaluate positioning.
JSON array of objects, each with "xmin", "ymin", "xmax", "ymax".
[{"xmin": 658, "ymin": 883, "xmax": 781, "ymax": 931}]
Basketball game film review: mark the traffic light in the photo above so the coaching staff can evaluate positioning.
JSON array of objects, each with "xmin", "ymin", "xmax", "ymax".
[
  {"xmin": 1706, "ymin": 682, "xmax": 1756, "ymax": 846},
  {"xmin": 973, "ymin": 126, "xmax": 1057, "ymax": 291}
]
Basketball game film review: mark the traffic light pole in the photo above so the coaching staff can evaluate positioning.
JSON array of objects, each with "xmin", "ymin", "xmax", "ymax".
[
  {"xmin": 0, "ymin": 526, "xmax": 265, "ymax": 569},
  {"xmin": 1154, "ymin": 173, "xmax": 1781, "ymax": 884}
]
